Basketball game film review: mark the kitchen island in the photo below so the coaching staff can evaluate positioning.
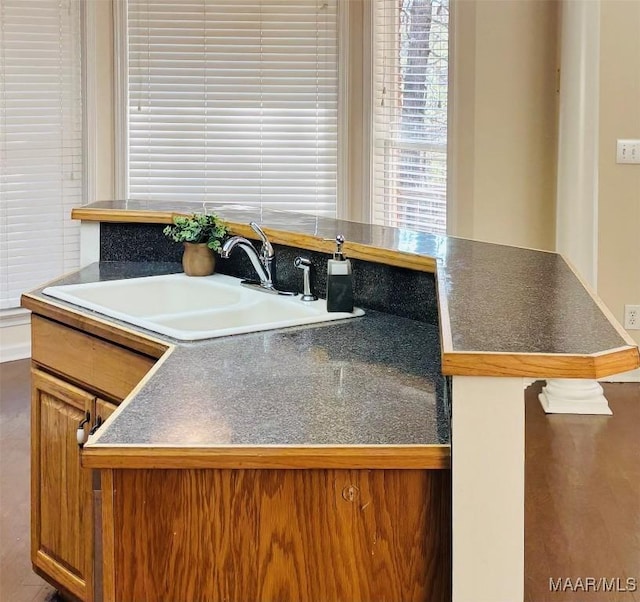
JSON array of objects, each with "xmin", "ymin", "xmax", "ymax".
[
  {"xmin": 23, "ymin": 201, "xmax": 639, "ymax": 602},
  {"xmin": 24, "ymin": 261, "xmax": 451, "ymax": 602}
]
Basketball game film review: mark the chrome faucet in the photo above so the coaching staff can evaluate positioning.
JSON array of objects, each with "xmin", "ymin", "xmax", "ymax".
[{"xmin": 220, "ymin": 222, "xmax": 296, "ymax": 295}]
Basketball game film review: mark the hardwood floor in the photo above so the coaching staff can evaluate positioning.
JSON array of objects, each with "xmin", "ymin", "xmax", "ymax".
[
  {"xmin": 0, "ymin": 360, "xmax": 59, "ymax": 602},
  {"xmin": 2, "ymin": 359, "xmax": 639, "ymax": 601},
  {"xmin": 525, "ymin": 381, "xmax": 640, "ymax": 602}
]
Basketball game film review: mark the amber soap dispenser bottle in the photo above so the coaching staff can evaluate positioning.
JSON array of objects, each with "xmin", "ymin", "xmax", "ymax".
[{"xmin": 326, "ymin": 234, "xmax": 354, "ymax": 313}]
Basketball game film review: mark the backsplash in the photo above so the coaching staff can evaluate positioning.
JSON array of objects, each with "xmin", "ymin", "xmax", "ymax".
[{"xmin": 100, "ymin": 222, "xmax": 439, "ymax": 325}]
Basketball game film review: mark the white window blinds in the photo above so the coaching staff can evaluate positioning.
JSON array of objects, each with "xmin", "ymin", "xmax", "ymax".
[
  {"xmin": 0, "ymin": 0, "xmax": 83, "ymax": 310},
  {"xmin": 372, "ymin": 0, "xmax": 448, "ymax": 235},
  {"xmin": 126, "ymin": 0, "xmax": 338, "ymax": 217}
]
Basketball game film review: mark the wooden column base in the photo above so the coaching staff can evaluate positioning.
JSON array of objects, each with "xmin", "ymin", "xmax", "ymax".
[{"xmin": 538, "ymin": 378, "xmax": 612, "ymax": 415}]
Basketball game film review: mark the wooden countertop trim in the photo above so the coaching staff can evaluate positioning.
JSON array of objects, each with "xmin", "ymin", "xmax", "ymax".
[
  {"xmin": 71, "ymin": 207, "xmax": 437, "ymax": 273},
  {"xmin": 69, "ymin": 206, "xmax": 640, "ymax": 378},
  {"xmin": 81, "ymin": 444, "xmax": 450, "ymax": 470},
  {"xmin": 71, "ymin": 207, "xmax": 175, "ymax": 224},
  {"xmin": 441, "ymin": 345, "xmax": 640, "ymax": 378},
  {"xmin": 24, "ymin": 298, "xmax": 447, "ymax": 466}
]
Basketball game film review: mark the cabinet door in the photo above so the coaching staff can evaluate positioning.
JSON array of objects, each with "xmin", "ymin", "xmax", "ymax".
[
  {"xmin": 31, "ymin": 368, "xmax": 94, "ymax": 602},
  {"xmin": 95, "ymin": 399, "xmax": 118, "ymax": 425}
]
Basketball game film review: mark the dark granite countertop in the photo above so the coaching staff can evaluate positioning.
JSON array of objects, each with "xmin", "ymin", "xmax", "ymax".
[
  {"xmin": 27, "ymin": 262, "xmax": 448, "ymax": 449},
  {"xmin": 75, "ymin": 201, "xmax": 639, "ymax": 367}
]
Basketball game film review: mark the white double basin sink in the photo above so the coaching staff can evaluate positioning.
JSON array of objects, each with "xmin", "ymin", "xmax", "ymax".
[{"xmin": 43, "ymin": 273, "xmax": 364, "ymax": 341}]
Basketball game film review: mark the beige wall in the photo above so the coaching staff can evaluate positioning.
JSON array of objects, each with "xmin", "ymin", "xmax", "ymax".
[
  {"xmin": 450, "ymin": 0, "xmax": 559, "ymax": 250},
  {"xmin": 598, "ymin": 0, "xmax": 640, "ymax": 345}
]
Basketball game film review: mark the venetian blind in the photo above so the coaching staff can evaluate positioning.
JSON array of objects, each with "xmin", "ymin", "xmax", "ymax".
[
  {"xmin": 372, "ymin": 0, "xmax": 449, "ymax": 235},
  {"xmin": 126, "ymin": 0, "xmax": 338, "ymax": 217},
  {"xmin": 0, "ymin": 0, "xmax": 83, "ymax": 309}
]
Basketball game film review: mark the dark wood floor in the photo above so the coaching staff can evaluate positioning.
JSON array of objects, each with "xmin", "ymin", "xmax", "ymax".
[
  {"xmin": 525, "ymin": 380, "xmax": 640, "ymax": 602},
  {"xmin": 1, "ymin": 359, "xmax": 639, "ymax": 601},
  {"xmin": 0, "ymin": 360, "xmax": 58, "ymax": 601}
]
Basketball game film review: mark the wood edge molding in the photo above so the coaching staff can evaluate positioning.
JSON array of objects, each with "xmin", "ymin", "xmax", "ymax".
[
  {"xmin": 593, "ymin": 346, "xmax": 640, "ymax": 379},
  {"xmin": 442, "ymin": 346, "xmax": 640, "ymax": 378},
  {"xmin": 81, "ymin": 445, "xmax": 451, "ymax": 470},
  {"xmin": 61, "ymin": 209, "xmax": 640, "ymax": 378},
  {"xmin": 30, "ymin": 366, "xmax": 41, "ymax": 568},
  {"xmin": 101, "ymin": 470, "xmax": 116, "ymax": 602},
  {"xmin": 21, "ymin": 293, "xmax": 168, "ymax": 359},
  {"xmin": 72, "ymin": 208, "xmax": 174, "ymax": 224},
  {"xmin": 86, "ymin": 345, "xmax": 176, "ymax": 445},
  {"xmin": 70, "ymin": 207, "xmax": 437, "ymax": 273},
  {"xmin": 560, "ymin": 252, "xmax": 638, "ymax": 347},
  {"xmin": 34, "ymin": 550, "xmax": 86, "ymax": 601},
  {"xmin": 32, "ymin": 368, "xmax": 95, "ymax": 410}
]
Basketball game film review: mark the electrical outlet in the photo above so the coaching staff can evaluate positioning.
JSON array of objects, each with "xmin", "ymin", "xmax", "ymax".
[{"xmin": 624, "ymin": 305, "xmax": 640, "ymax": 330}]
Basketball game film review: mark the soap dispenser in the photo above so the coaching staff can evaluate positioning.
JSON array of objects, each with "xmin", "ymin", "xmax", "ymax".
[{"xmin": 326, "ymin": 234, "xmax": 354, "ymax": 313}]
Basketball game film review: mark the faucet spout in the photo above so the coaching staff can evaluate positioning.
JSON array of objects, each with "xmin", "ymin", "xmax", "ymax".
[{"xmin": 221, "ymin": 236, "xmax": 273, "ymax": 289}]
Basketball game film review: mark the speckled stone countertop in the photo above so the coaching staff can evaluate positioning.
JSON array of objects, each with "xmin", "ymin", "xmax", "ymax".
[
  {"xmin": 28, "ymin": 263, "xmax": 448, "ymax": 450},
  {"xmin": 73, "ymin": 200, "xmax": 640, "ymax": 378}
]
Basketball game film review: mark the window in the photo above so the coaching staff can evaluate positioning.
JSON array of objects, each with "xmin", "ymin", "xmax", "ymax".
[
  {"xmin": 120, "ymin": 0, "xmax": 449, "ymax": 232},
  {"xmin": 372, "ymin": 0, "xmax": 449, "ymax": 235},
  {"xmin": 125, "ymin": 0, "xmax": 339, "ymax": 217},
  {"xmin": 0, "ymin": 0, "xmax": 83, "ymax": 309}
]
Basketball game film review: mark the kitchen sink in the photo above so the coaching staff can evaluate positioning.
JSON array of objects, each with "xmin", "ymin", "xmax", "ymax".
[{"xmin": 42, "ymin": 273, "xmax": 364, "ymax": 341}]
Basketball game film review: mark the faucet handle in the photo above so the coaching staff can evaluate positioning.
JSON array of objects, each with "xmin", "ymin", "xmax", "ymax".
[{"xmin": 249, "ymin": 222, "xmax": 274, "ymax": 257}]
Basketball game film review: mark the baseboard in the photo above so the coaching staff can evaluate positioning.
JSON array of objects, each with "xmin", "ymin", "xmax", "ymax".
[
  {"xmin": 0, "ymin": 341, "xmax": 31, "ymax": 363},
  {"xmin": 0, "ymin": 309, "xmax": 31, "ymax": 363},
  {"xmin": 599, "ymin": 368, "xmax": 640, "ymax": 383}
]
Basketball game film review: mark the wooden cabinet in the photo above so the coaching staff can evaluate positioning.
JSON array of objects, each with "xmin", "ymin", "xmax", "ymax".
[
  {"xmin": 28, "ymin": 314, "xmax": 161, "ymax": 602},
  {"xmin": 102, "ymin": 468, "xmax": 451, "ymax": 602},
  {"xmin": 95, "ymin": 399, "xmax": 118, "ymax": 424},
  {"xmin": 31, "ymin": 369, "xmax": 95, "ymax": 602}
]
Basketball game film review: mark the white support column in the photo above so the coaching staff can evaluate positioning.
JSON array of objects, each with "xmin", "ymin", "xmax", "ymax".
[
  {"xmin": 550, "ymin": 2, "xmax": 611, "ymax": 419},
  {"xmin": 80, "ymin": 221, "xmax": 100, "ymax": 266},
  {"xmin": 539, "ymin": 378, "xmax": 612, "ymax": 415},
  {"xmin": 451, "ymin": 376, "xmax": 527, "ymax": 602},
  {"xmin": 556, "ymin": 0, "xmax": 600, "ymax": 287}
]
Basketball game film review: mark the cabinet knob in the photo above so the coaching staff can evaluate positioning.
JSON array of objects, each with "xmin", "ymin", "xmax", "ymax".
[{"xmin": 89, "ymin": 416, "xmax": 103, "ymax": 436}]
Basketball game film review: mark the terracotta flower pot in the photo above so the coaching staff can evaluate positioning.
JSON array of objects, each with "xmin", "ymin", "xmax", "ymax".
[{"xmin": 182, "ymin": 243, "xmax": 215, "ymax": 276}]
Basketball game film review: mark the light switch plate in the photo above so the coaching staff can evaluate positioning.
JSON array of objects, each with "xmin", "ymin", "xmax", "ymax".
[{"xmin": 616, "ymin": 139, "xmax": 640, "ymax": 164}]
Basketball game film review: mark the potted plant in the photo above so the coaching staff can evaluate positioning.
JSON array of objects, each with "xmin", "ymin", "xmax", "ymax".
[{"xmin": 163, "ymin": 213, "xmax": 229, "ymax": 276}]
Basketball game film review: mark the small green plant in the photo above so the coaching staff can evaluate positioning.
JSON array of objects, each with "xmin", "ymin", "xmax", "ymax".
[{"xmin": 163, "ymin": 213, "xmax": 229, "ymax": 253}]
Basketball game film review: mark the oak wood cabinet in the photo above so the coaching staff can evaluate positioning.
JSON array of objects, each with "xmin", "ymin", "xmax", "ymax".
[
  {"xmin": 29, "ymin": 314, "xmax": 160, "ymax": 602},
  {"xmin": 31, "ymin": 369, "xmax": 95, "ymax": 601},
  {"xmin": 26, "ymin": 309, "xmax": 451, "ymax": 602},
  {"xmin": 101, "ymin": 467, "xmax": 451, "ymax": 602}
]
